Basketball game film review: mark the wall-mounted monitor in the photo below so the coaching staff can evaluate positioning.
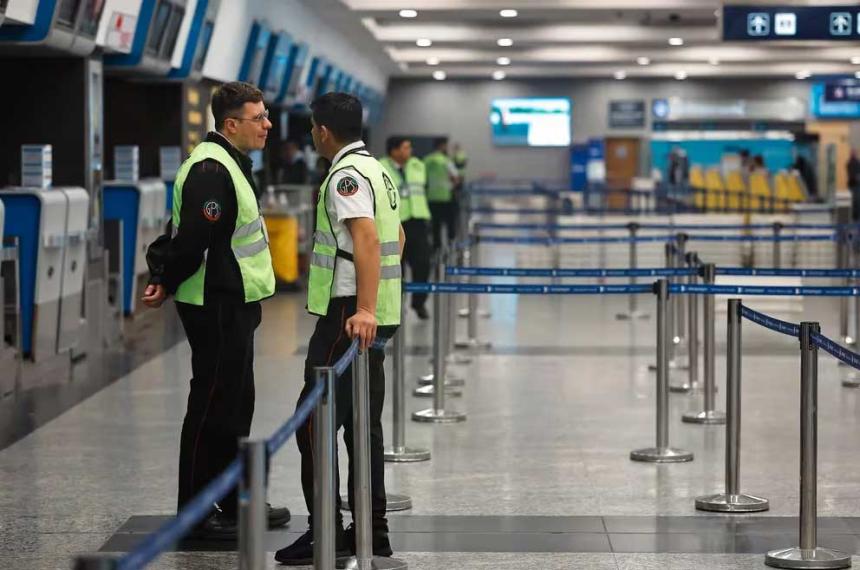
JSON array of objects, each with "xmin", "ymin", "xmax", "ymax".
[
  {"xmin": 489, "ymin": 97, "xmax": 572, "ymax": 147},
  {"xmin": 56, "ymin": 0, "xmax": 82, "ymax": 28},
  {"xmin": 193, "ymin": 18, "xmax": 213, "ymax": 71},
  {"xmin": 279, "ymin": 41, "xmax": 308, "ymax": 101},
  {"xmin": 159, "ymin": 3, "xmax": 183, "ymax": 58},
  {"xmin": 79, "ymin": 0, "xmax": 107, "ymax": 38},
  {"xmin": 239, "ymin": 20, "xmax": 271, "ymax": 85},
  {"xmin": 261, "ymin": 32, "xmax": 291, "ymax": 97},
  {"xmin": 146, "ymin": 0, "xmax": 171, "ymax": 55}
]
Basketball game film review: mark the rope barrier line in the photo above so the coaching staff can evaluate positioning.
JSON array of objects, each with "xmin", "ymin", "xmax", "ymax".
[
  {"xmin": 716, "ymin": 267, "xmax": 860, "ymax": 278},
  {"xmin": 474, "ymin": 222, "xmax": 853, "ymax": 232},
  {"xmin": 673, "ymin": 284, "xmax": 860, "ymax": 296},
  {"xmin": 447, "ymin": 266, "xmax": 697, "ymax": 278},
  {"xmin": 811, "ymin": 332, "xmax": 860, "ymax": 370},
  {"xmin": 475, "ymin": 233, "xmax": 836, "ymax": 245},
  {"xmin": 116, "ymin": 459, "xmax": 243, "ymax": 570},
  {"xmin": 740, "ymin": 305, "xmax": 801, "ymax": 337}
]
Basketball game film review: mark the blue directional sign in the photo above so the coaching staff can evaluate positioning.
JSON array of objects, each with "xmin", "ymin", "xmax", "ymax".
[
  {"xmin": 724, "ymin": 5, "xmax": 860, "ymax": 41},
  {"xmin": 825, "ymin": 83, "xmax": 860, "ymax": 103}
]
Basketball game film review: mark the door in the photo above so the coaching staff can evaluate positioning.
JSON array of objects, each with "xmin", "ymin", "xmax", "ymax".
[{"xmin": 605, "ymin": 137, "xmax": 641, "ymax": 209}]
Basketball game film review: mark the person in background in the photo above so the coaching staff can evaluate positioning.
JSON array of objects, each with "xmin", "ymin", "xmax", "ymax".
[
  {"xmin": 310, "ymin": 155, "xmax": 331, "ymax": 186},
  {"xmin": 751, "ymin": 154, "xmax": 765, "ymax": 172},
  {"xmin": 380, "ymin": 136, "xmax": 432, "ymax": 319},
  {"xmin": 141, "ymin": 81, "xmax": 290, "ymax": 538},
  {"xmin": 277, "ymin": 139, "xmax": 308, "ymax": 184},
  {"xmin": 848, "ymin": 150, "xmax": 860, "ymax": 220},
  {"xmin": 793, "ymin": 154, "xmax": 818, "ymax": 202},
  {"xmin": 452, "ymin": 143, "xmax": 468, "ymax": 189},
  {"xmin": 424, "ymin": 137, "xmax": 461, "ymax": 251}
]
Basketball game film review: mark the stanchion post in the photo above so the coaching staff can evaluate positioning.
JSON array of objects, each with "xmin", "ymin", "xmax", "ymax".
[
  {"xmin": 772, "ymin": 222, "xmax": 783, "ymax": 269},
  {"xmin": 416, "ymin": 267, "xmax": 464, "ymax": 395},
  {"xmin": 419, "ymin": 250, "xmax": 464, "ymax": 389},
  {"xmin": 695, "ymin": 299, "xmax": 768, "ymax": 512},
  {"xmin": 385, "ymin": 295, "xmax": 431, "ymax": 462},
  {"xmin": 446, "ymin": 248, "xmax": 472, "ymax": 364},
  {"xmin": 671, "ymin": 252, "xmax": 700, "ymax": 393},
  {"xmin": 313, "ymin": 367, "xmax": 337, "ymax": 570},
  {"xmin": 683, "ymin": 263, "xmax": 726, "ymax": 425},
  {"xmin": 456, "ymin": 237, "xmax": 492, "ymax": 350},
  {"xmin": 839, "ymin": 231, "xmax": 852, "ymax": 345},
  {"xmin": 73, "ymin": 556, "xmax": 118, "ymax": 570},
  {"xmin": 617, "ymin": 222, "xmax": 649, "ymax": 320},
  {"xmin": 630, "ymin": 279, "xmax": 694, "ymax": 463},
  {"xmin": 238, "ymin": 439, "xmax": 266, "ymax": 570},
  {"xmin": 765, "ymin": 322, "xmax": 850, "ymax": 569},
  {"xmin": 674, "ymin": 233, "xmax": 688, "ymax": 345},
  {"xmin": 413, "ymin": 290, "xmax": 466, "ymax": 423}
]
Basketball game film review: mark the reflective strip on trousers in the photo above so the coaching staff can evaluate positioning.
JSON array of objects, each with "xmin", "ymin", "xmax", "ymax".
[
  {"xmin": 314, "ymin": 231, "xmax": 338, "ymax": 248},
  {"xmin": 234, "ymin": 217, "xmax": 263, "ymax": 239},
  {"xmin": 381, "ymin": 264, "xmax": 401, "ymax": 279},
  {"xmin": 311, "ymin": 251, "xmax": 336, "ymax": 270},
  {"xmin": 233, "ymin": 239, "xmax": 268, "ymax": 259},
  {"xmin": 380, "ymin": 241, "xmax": 400, "ymax": 256}
]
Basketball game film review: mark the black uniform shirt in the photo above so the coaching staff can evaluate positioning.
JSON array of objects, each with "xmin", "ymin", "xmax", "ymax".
[{"xmin": 147, "ymin": 132, "xmax": 261, "ymax": 301}]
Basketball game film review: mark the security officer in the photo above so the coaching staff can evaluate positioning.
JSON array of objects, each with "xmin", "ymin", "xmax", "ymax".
[
  {"xmin": 380, "ymin": 136, "xmax": 432, "ymax": 319},
  {"xmin": 142, "ymin": 81, "xmax": 290, "ymax": 538},
  {"xmin": 453, "ymin": 143, "xmax": 468, "ymax": 184},
  {"xmin": 424, "ymin": 137, "xmax": 461, "ymax": 251},
  {"xmin": 275, "ymin": 92, "xmax": 404, "ymax": 565}
]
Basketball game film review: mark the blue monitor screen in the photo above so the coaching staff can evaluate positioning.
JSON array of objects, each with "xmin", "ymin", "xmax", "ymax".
[{"xmin": 490, "ymin": 98, "xmax": 572, "ymax": 147}]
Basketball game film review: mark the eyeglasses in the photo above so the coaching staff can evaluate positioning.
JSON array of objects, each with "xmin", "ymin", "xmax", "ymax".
[{"xmin": 229, "ymin": 109, "xmax": 270, "ymax": 123}]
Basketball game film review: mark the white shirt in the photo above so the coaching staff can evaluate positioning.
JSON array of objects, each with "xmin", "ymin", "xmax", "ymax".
[{"xmin": 326, "ymin": 141, "xmax": 376, "ymax": 297}]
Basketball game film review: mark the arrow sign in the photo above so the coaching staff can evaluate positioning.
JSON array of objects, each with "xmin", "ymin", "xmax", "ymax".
[
  {"xmin": 831, "ymin": 12, "xmax": 852, "ymax": 35},
  {"xmin": 748, "ymin": 13, "xmax": 770, "ymax": 36}
]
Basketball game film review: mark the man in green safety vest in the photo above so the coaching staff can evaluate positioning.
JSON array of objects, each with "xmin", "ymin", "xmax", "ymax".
[
  {"xmin": 453, "ymin": 143, "xmax": 468, "ymax": 182},
  {"xmin": 142, "ymin": 82, "xmax": 289, "ymax": 538},
  {"xmin": 380, "ymin": 136, "xmax": 432, "ymax": 319},
  {"xmin": 275, "ymin": 93, "xmax": 405, "ymax": 566},
  {"xmin": 424, "ymin": 137, "xmax": 461, "ymax": 251}
]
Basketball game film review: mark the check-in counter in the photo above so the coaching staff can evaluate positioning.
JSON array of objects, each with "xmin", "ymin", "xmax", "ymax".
[
  {"xmin": 57, "ymin": 188, "xmax": 89, "ymax": 354},
  {"xmin": 103, "ymin": 179, "xmax": 167, "ymax": 316},
  {"xmin": 0, "ymin": 197, "xmax": 22, "ymax": 397},
  {"xmin": 0, "ymin": 187, "xmax": 67, "ymax": 361}
]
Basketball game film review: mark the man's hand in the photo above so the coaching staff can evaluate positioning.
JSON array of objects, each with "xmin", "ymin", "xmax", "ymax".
[
  {"xmin": 346, "ymin": 308, "xmax": 377, "ymax": 351},
  {"xmin": 141, "ymin": 284, "xmax": 167, "ymax": 309}
]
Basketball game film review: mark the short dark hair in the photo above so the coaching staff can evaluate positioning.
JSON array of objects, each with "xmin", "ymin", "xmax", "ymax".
[
  {"xmin": 433, "ymin": 137, "xmax": 449, "ymax": 150},
  {"xmin": 386, "ymin": 136, "xmax": 410, "ymax": 155},
  {"xmin": 310, "ymin": 92, "xmax": 363, "ymax": 143},
  {"xmin": 212, "ymin": 81, "xmax": 264, "ymax": 130}
]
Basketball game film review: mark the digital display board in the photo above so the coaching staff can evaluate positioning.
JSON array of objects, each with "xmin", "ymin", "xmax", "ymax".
[
  {"xmin": 723, "ymin": 5, "xmax": 860, "ymax": 41},
  {"xmin": 810, "ymin": 83, "xmax": 860, "ymax": 118},
  {"xmin": 490, "ymin": 98, "xmax": 572, "ymax": 147}
]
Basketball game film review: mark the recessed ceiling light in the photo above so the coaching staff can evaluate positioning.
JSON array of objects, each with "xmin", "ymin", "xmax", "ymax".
[
  {"xmin": 709, "ymin": 57, "xmax": 720, "ymax": 65},
  {"xmin": 614, "ymin": 70, "xmax": 627, "ymax": 80},
  {"xmin": 497, "ymin": 38, "xmax": 514, "ymax": 47},
  {"xmin": 636, "ymin": 56, "xmax": 650, "ymax": 66},
  {"xmin": 500, "ymin": 9, "xmax": 518, "ymax": 18},
  {"xmin": 852, "ymin": 56, "xmax": 860, "ymax": 65},
  {"xmin": 426, "ymin": 57, "xmax": 440, "ymax": 66},
  {"xmin": 399, "ymin": 9, "xmax": 418, "ymax": 18},
  {"xmin": 497, "ymin": 56, "xmax": 511, "ymax": 66},
  {"xmin": 675, "ymin": 71, "xmax": 688, "ymax": 80},
  {"xmin": 416, "ymin": 38, "xmax": 432, "ymax": 47},
  {"xmin": 669, "ymin": 37, "xmax": 684, "ymax": 46},
  {"xmin": 493, "ymin": 70, "xmax": 507, "ymax": 80},
  {"xmin": 433, "ymin": 70, "xmax": 447, "ymax": 81},
  {"xmin": 795, "ymin": 70, "xmax": 811, "ymax": 79}
]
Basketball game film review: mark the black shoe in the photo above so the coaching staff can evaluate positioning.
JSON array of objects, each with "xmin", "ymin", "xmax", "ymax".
[
  {"xmin": 274, "ymin": 527, "xmax": 350, "ymax": 566},
  {"xmin": 267, "ymin": 503, "xmax": 291, "ymax": 529},
  {"xmin": 413, "ymin": 305, "xmax": 429, "ymax": 320},
  {"xmin": 187, "ymin": 513, "xmax": 239, "ymax": 541},
  {"xmin": 343, "ymin": 523, "xmax": 393, "ymax": 557}
]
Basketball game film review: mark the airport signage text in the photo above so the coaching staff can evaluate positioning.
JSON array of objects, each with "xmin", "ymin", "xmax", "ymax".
[{"xmin": 723, "ymin": 5, "xmax": 860, "ymax": 41}]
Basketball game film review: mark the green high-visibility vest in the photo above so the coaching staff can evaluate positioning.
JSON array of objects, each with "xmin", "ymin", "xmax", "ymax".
[
  {"xmin": 454, "ymin": 150, "xmax": 468, "ymax": 179},
  {"xmin": 308, "ymin": 148, "xmax": 402, "ymax": 326},
  {"xmin": 171, "ymin": 141, "xmax": 275, "ymax": 305},
  {"xmin": 424, "ymin": 151, "xmax": 454, "ymax": 203},
  {"xmin": 379, "ymin": 156, "xmax": 431, "ymax": 221}
]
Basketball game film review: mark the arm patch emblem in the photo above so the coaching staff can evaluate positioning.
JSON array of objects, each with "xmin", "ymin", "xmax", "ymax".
[{"xmin": 336, "ymin": 176, "xmax": 360, "ymax": 197}]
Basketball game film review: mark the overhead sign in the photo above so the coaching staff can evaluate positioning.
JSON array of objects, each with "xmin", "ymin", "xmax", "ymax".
[
  {"xmin": 723, "ymin": 5, "xmax": 860, "ymax": 41},
  {"xmin": 811, "ymin": 83, "xmax": 860, "ymax": 118},
  {"xmin": 824, "ymin": 83, "xmax": 860, "ymax": 102},
  {"xmin": 651, "ymin": 97, "xmax": 806, "ymax": 122},
  {"xmin": 609, "ymin": 100, "xmax": 645, "ymax": 128}
]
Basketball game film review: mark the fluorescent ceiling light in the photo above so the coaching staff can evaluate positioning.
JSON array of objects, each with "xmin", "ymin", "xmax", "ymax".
[
  {"xmin": 493, "ymin": 70, "xmax": 507, "ymax": 80},
  {"xmin": 709, "ymin": 57, "xmax": 720, "ymax": 65},
  {"xmin": 614, "ymin": 70, "xmax": 627, "ymax": 80},
  {"xmin": 852, "ymin": 56, "xmax": 860, "ymax": 65},
  {"xmin": 674, "ymin": 71, "xmax": 688, "ymax": 80},
  {"xmin": 500, "ymin": 9, "xmax": 518, "ymax": 18},
  {"xmin": 426, "ymin": 57, "xmax": 440, "ymax": 66},
  {"xmin": 795, "ymin": 70, "xmax": 810, "ymax": 79},
  {"xmin": 433, "ymin": 70, "xmax": 447, "ymax": 80},
  {"xmin": 497, "ymin": 38, "xmax": 514, "ymax": 47},
  {"xmin": 636, "ymin": 56, "xmax": 650, "ymax": 66},
  {"xmin": 416, "ymin": 38, "xmax": 432, "ymax": 47},
  {"xmin": 497, "ymin": 56, "xmax": 511, "ymax": 66},
  {"xmin": 669, "ymin": 37, "xmax": 684, "ymax": 46},
  {"xmin": 399, "ymin": 9, "xmax": 417, "ymax": 18}
]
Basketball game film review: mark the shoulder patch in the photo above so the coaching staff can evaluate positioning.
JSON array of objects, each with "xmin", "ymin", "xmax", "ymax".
[
  {"xmin": 336, "ymin": 175, "xmax": 360, "ymax": 197},
  {"xmin": 203, "ymin": 200, "xmax": 222, "ymax": 222}
]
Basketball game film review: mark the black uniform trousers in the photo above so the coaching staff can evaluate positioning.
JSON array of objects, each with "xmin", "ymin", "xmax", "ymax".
[
  {"xmin": 429, "ymin": 200, "xmax": 458, "ymax": 251},
  {"xmin": 295, "ymin": 296, "xmax": 396, "ymax": 530},
  {"xmin": 175, "ymin": 297, "xmax": 261, "ymax": 518},
  {"xmin": 401, "ymin": 217, "xmax": 431, "ymax": 310}
]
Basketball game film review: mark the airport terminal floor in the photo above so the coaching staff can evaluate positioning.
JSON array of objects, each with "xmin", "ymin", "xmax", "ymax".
[{"xmin": 6, "ymin": 234, "xmax": 860, "ymax": 570}]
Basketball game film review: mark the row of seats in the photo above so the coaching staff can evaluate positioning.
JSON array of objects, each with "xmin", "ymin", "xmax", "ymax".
[{"xmin": 689, "ymin": 166, "xmax": 808, "ymax": 212}]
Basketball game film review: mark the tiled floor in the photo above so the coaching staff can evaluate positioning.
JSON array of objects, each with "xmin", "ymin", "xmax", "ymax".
[{"xmin": 4, "ymin": 242, "xmax": 860, "ymax": 568}]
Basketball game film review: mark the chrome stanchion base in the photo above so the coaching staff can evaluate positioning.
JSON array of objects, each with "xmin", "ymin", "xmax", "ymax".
[
  {"xmin": 454, "ymin": 338, "xmax": 492, "ymax": 350},
  {"xmin": 629, "ymin": 447, "xmax": 694, "ymax": 463},
  {"xmin": 339, "ymin": 494, "xmax": 412, "ymax": 512},
  {"xmin": 341, "ymin": 556, "xmax": 409, "ymax": 569},
  {"xmin": 649, "ymin": 359, "xmax": 689, "ymax": 372},
  {"xmin": 765, "ymin": 546, "xmax": 851, "ymax": 569},
  {"xmin": 459, "ymin": 309, "xmax": 490, "ymax": 318},
  {"xmin": 412, "ymin": 408, "xmax": 467, "ymax": 423},
  {"xmin": 682, "ymin": 410, "xmax": 727, "ymax": 424},
  {"xmin": 418, "ymin": 370, "xmax": 464, "ymax": 383},
  {"xmin": 417, "ymin": 375, "xmax": 465, "ymax": 387},
  {"xmin": 670, "ymin": 381, "xmax": 706, "ymax": 394},
  {"xmin": 695, "ymin": 493, "xmax": 770, "ymax": 513},
  {"xmin": 616, "ymin": 310, "xmax": 651, "ymax": 321},
  {"xmin": 447, "ymin": 353, "xmax": 473, "ymax": 364},
  {"xmin": 842, "ymin": 372, "xmax": 860, "ymax": 388},
  {"xmin": 384, "ymin": 446, "xmax": 432, "ymax": 463},
  {"xmin": 413, "ymin": 385, "xmax": 462, "ymax": 398}
]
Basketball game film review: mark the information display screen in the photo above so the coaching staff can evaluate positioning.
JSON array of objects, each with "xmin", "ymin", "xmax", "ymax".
[
  {"xmin": 723, "ymin": 5, "xmax": 860, "ymax": 41},
  {"xmin": 490, "ymin": 98, "xmax": 571, "ymax": 147}
]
